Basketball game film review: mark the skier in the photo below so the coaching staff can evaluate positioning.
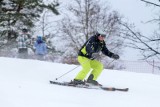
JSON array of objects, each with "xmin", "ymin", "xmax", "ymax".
[
  {"xmin": 16, "ymin": 28, "xmax": 31, "ymax": 59},
  {"xmin": 73, "ymin": 32, "xmax": 119, "ymax": 85},
  {"xmin": 34, "ymin": 36, "xmax": 47, "ymax": 60}
]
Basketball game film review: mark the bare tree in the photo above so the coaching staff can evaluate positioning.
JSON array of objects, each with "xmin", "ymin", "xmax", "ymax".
[
  {"xmin": 37, "ymin": 10, "xmax": 56, "ymax": 37},
  {"xmin": 120, "ymin": 0, "xmax": 160, "ymax": 62},
  {"xmin": 119, "ymin": 22, "xmax": 160, "ymax": 70},
  {"xmin": 141, "ymin": 0, "xmax": 160, "ymax": 29},
  {"xmin": 56, "ymin": 0, "xmax": 126, "ymax": 59}
]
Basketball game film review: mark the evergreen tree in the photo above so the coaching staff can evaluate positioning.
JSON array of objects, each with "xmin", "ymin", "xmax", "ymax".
[
  {"xmin": 0, "ymin": 0, "xmax": 59, "ymax": 32},
  {"xmin": 0, "ymin": 0, "xmax": 60, "ymax": 59}
]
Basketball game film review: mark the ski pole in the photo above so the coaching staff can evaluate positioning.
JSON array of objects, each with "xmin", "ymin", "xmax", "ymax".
[
  {"xmin": 55, "ymin": 64, "xmax": 80, "ymax": 80},
  {"xmin": 106, "ymin": 59, "xmax": 115, "ymax": 68},
  {"xmin": 55, "ymin": 57, "xmax": 93, "ymax": 80}
]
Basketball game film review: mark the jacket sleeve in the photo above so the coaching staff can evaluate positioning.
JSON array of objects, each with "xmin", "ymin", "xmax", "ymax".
[
  {"xmin": 43, "ymin": 43, "xmax": 47, "ymax": 54},
  {"xmin": 34, "ymin": 42, "xmax": 37, "ymax": 48},
  {"xmin": 34, "ymin": 42, "xmax": 39, "ymax": 50},
  {"xmin": 101, "ymin": 42, "xmax": 114, "ymax": 58},
  {"xmin": 25, "ymin": 35, "xmax": 31, "ymax": 45}
]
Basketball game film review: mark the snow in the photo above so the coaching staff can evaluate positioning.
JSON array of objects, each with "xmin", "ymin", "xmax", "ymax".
[
  {"xmin": 121, "ymin": 60, "xmax": 160, "ymax": 75},
  {"xmin": 0, "ymin": 57, "xmax": 160, "ymax": 107}
]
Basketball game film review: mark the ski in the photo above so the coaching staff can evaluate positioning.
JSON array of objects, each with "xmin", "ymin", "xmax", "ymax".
[{"xmin": 49, "ymin": 81, "xmax": 129, "ymax": 92}]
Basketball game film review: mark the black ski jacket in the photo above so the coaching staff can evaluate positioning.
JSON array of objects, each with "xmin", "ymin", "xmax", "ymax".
[{"xmin": 78, "ymin": 35, "xmax": 114, "ymax": 59}]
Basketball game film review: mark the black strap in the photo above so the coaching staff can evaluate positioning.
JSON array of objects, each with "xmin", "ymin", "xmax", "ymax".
[{"xmin": 78, "ymin": 51, "xmax": 91, "ymax": 59}]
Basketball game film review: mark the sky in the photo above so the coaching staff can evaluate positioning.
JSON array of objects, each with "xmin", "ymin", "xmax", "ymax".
[
  {"xmin": 107, "ymin": 0, "xmax": 159, "ymax": 61},
  {"xmin": 41, "ymin": 0, "xmax": 160, "ymax": 61},
  {"xmin": 0, "ymin": 57, "xmax": 160, "ymax": 107},
  {"xmin": 108, "ymin": 0, "xmax": 159, "ymax": 35}
]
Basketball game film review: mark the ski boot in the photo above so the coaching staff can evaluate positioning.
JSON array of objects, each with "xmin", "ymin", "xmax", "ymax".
[
  {"xmin": 70, "ymin": 79, "xmax": 85, "ymax": 85},
  {"xmin": 87, "ymin": 74, "xmax": 102, "ymax": 86}
]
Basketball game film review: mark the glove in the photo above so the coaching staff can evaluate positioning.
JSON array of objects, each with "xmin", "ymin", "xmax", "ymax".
[{"xmin": 112, "ymin": 54, "xmax": 119, "ymax": 60}]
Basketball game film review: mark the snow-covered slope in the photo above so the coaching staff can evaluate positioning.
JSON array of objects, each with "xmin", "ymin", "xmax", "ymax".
[{"xmin": 0, "ymin": 57, "xmax": 160, "ymax": 107}]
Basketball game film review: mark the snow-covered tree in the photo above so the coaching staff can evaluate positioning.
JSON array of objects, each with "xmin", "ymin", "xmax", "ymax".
[
  {"xmin": 0, "ymin": 0, "xmax": 59, "ymax": 28},
  {"xmin": 0, "ymin": 0, "xmax": 59, "ymax": 39},
  {"xmin": 0, "ymin": 0, "xmax": 60, "ymax": 59}
]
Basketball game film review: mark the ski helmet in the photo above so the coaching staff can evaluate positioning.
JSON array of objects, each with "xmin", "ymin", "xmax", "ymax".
[{"xmin": 96, "ymin": 30, "xmax": 106, "ymax": 37}]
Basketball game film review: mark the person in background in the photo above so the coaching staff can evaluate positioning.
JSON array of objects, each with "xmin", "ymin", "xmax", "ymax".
[
  {"xmin": 72, "ymin": 32, "xmax": 119, "ymax": 85},
  {"xmin": 34, "ymin": 36, "xmax": 47, "ymax": 60},
  {"xmin": 16, "ymin": 28, "xmax": 31, "ymax": 59}
]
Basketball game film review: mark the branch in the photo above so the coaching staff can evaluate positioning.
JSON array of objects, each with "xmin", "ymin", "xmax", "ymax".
[
  {"xmin": 141, "ymin": 0, "xmax": 160, "ymax": 7},
  {"xmin": 120, "ymin": 22, "xmax": 160, "ymax": 55},
  {"xmin": 150, "ymin": 39, "xmax": 160, "ymax": 41}
]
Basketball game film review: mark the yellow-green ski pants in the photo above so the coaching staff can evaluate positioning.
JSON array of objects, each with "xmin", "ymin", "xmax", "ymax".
[{"xmin": 74, "ymin": 56, "xmax": 103, "ymax": 80}]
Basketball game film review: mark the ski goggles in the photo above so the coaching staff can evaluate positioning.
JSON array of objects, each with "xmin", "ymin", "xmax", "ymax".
[{"xmin": 100, "ymin": 34, "xmax": 106, "ymax": 38}]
